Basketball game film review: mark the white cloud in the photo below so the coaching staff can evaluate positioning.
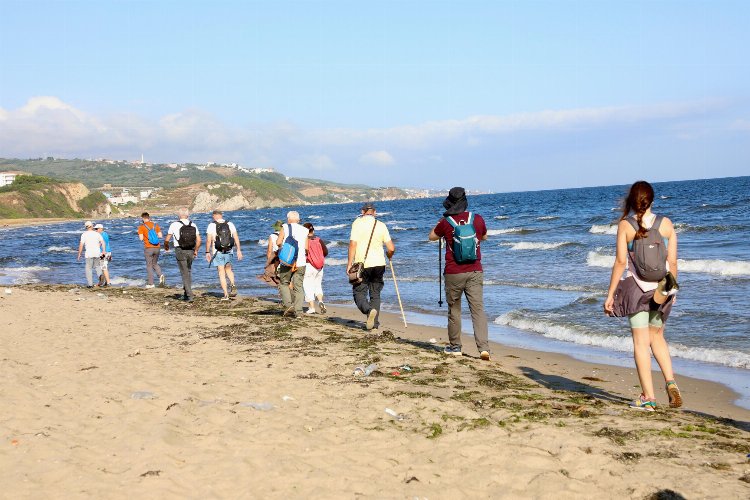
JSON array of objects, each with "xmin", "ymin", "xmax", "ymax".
[
  {"xmin": 359, "ymin": 150, "xmax": 395, "ymax": 166},
  {"xmin": 0, "ymin": 96, "xmax": 726, "ymax": 168}
]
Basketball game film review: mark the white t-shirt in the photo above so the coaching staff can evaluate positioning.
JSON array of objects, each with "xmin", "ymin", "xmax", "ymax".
[
  {"xmin": 80, "ymin": 230, "xmax": 105, "ymax": 258},
  {"xmin": 168, "ymin": 219, "xmax": 200, "ymax": 248},
  {"xmin": 269, "ymin": 232, "xmax": 280, "ymax": 253},
  {"xmin": 206, "ymin": 220, "xmax": 238, "ymax": 254},
  {"xmin": 280, "ymin": 223, "xmax": 309, "ymax": 267}
]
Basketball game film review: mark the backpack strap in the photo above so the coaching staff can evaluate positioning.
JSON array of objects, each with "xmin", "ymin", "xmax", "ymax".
[
  {"xmin": 466, "ymin": 212, "xmax": 474, "ymax": 226},
  {"xmin": 651, "ymin": 215, "xmax": 664, "ymax": 231},
  {"xmin": 445, "ymin": 216, "xmax": 458, "ymax": 228},
  {"xmin": 362, "ymin": 219, "xmax": 378, "ymax": 263},
  {"xmin": 625, "ymin": 216, "xmax": 639, "ymax": 232}
]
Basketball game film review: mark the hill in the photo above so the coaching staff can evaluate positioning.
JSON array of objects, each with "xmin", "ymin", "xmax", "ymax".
[
  {"xmin": 0, "ymin": 158, "xmax": 425, "ymax": 214},
  {"xmin": 0, "ymin": 175, "xmax": 111, "ymax": 219}
]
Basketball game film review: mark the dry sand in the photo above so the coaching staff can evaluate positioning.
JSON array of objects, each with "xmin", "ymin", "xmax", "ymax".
[{"xmin": 1, "ymin": 285, "xmax": 749, "ymax": 499}]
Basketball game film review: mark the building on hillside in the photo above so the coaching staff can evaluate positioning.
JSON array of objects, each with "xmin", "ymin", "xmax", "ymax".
[
  {"xmin": 0, "ymin": 171, "xmax": 27, "ymax": 187},
  {"xmin": 108, "ymin": 195, "xmax": 139, "ymax": 205}
]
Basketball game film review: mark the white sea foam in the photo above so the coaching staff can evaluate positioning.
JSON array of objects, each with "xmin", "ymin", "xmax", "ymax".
[
  {"xmin": 494, "ymin": 313, "xmax": 750, "ymax": 369},
  {"xmin": 308, "ymin": 215, "xmax": 322, "ymax": 219},
  {"xmin": 537, "ymin": 215, "xmax": 559, "ymax": 221},
  {"xmin": 48, "ymin": 246, "xmax": 76, "ymax": 253},
  {"xmin": 586, "ymin": 251, "xmax": 616, "ymax": 268},
  {"xmin": 589, "ymin": 224, "xmax": 618, "ymax": 235},
  {"xmin": 487, "ymin": 228, "xmax": 526, "ymax": 235},
  {"xmin": 325, "ymin": 258, "xmax": 348, "ymax": 266},
  {"xmin": 50, "ymin": 230, "xmax": 82, "ymax": 235},
  {"xmin": 257, "ymin": 239, "xmax": 268, "ymax": 246},
  {"xmin": 494, "ymin": 215, "xmax": 510, "ymax": 220},
  {"xmin": 484, "ymin": 280, "xmax": 603, "ymax": 293},
  {"xmin": 327, "ymin": 241, "xmax": 340, "ymax": 247},
  {"xmin": 392, "ymin": 225, "xmax": 417, "ymax": 231},
  {"xmin": 0, "ymin": 266, "xmax": 51, "ymax": 284},
  {"xmin": 586, "ymin": 251, "xmax": 750, "ymax": 277},
  {"xmin": 676, "ymin": 258, "xmax": 750, "ymax": 277},
  {"xmin": 109, "ymin": 276, "xmax": 146, "ymax": 287},
  {"xmin": 316, "ymin": 224, "xmax": 347, "ymax": 230},
  {"xmin": 502, "ymin": 241, "xmax": 573, "ymax": 251}
]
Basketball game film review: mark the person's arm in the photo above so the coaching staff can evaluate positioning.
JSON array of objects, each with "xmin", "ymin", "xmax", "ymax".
[
  {"xmin": 77, "ymin": 236, "xmax": 84, "ymax": 261},
  {"xmin": 194, "ymin": 229, "xmax": 202, "ymax": 257},
  {"xmin": 320, "ymin": 239, "xmax": 328, "ymax": 257},
  {"xmin": 429, "ymin": 220, "xmax": 444, "ymax": 241},
  {"xmin": 347, "ymin": 240, "xmax": 357, "ymax": 271},
  {"xmin": 205, "ymin": 227, "xmax": 214, "ymax": 262},
  {"xmin": 156, "ymin": 225, "xmax": 163, "ymax": 239},
  {"xmin": 99, "ymin": 235, "xmax": 106, "ymax": 255},
  {"xmin": 663, "ymin": 217, "xmax": 678, "ymax": 280},
  {"xmin": 164, "ymin": 225, "xmax": 173, "ymax": 252},
  {"xmin": 385, "ymin": 239, "xmax": 395, "ymax": 260},
  {"xmin": 266, "ymin": 238, "xmax": 276, "ymax": 264},
  {"xmin": 604, "ymin": 220, "xmax": 630, "ymax": 315},
  {"xmin": 233, "ymin": 230, "xmax": 243, "ymax": 261},
  {"xmin": 138, "ymin": 226, "xmax": 144, "ymax": 243}
]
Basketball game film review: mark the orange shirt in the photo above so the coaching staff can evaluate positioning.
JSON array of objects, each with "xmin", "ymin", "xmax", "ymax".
[{"xmin": 138, "ymin": 221, "xmax": 162, "ymax": 248}]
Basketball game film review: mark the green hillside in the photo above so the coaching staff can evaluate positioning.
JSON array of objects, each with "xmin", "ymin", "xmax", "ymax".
[{"xmin": 0, "ymin": 175, "xmax": 109, "ymax": 219}]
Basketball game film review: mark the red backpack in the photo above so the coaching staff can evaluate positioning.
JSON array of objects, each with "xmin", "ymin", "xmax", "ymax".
[{"xmin": 307, "ymin": 237, "xmax": 325, "ymax": 270}]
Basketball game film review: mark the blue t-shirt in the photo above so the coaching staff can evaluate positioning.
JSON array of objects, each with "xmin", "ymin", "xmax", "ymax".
[{"xmin": 101, "ymin": 231, "xmax": 111, "ymax": 253}]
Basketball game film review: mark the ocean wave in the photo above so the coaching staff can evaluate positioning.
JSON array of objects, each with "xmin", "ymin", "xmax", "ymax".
[
  {"xmin": 109, "ymin": 276, "xmax": 146, "ymax": 287},
  {"xmin": 308, "ymin": 215, "xmax": 322, "ymax": 219},
  {"xmin": 325, "ymin": 258, "xmax": 348, "ymax": 266},
  {"xmin": 673, "ymin": 223, "xmax": 743, "ymax": 234},
  {"xmin": 589, "ymin": 224, "xmax": 618, "ymax": 235},
  {"xmin": 494, "ymin": 215, "xmax": 510, "ymax": 220},
  {"xmin": 501, "ymin": 241, "xmax": 575, "ymax": 251},
  {"xmin": 586, "ymin": 251, "xmax": 750, "ymax": 277},
  {"xmin": 494, "ymin": 312, "xmax": 750, "ymax": 369},
  {"xmin": 50, "ymin": 230, "xmax": 83, "ymax": 235},
  {"xmin": 257, "ymin": 239, "xmax": 268, "ymax": 246},
  {"xmin": 677, "ymin": 258, "xmax": 750, "ymax": 277},
  {"xmin": 484, "ymin": 279, "xmax": 603, "ymax": 294},
  {"xmin": 327, "ymin": 241, "xmax": 340, "ymax": 247},
  {"xmin": 487, "ymin": 228, "xmax": 534, "ymax": 235},
  {"xmin": 48, "ymin": 246, "xmax": 76, "ymax": 253},
  {"xmin": 316, "ymin": 224, "xmax": 347, "ymax": 230},
  {"xmin": 0, "ymin": 266, "xmax": 51, "ymax": 284},
  {"xmin": 392, "ymin": 225, "xmax": 418, "ymax": 231},
  {"xmin": 536, "ymin": 216, "xmax": 559, "ymax": 221}
]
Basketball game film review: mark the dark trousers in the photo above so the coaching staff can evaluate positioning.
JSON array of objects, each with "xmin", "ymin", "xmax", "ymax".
[
  {"xmin": 174, "ymin": 247, "xmax": 195, "ymax": 299},
  {"xmin": 353, "ymin": 266, "xmax": 385, "ymax": 317}
]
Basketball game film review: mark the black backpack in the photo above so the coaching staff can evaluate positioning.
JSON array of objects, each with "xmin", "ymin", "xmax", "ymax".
[
  {"xmin": 178, "ymin": 221, "xmax": 197, "ymax": 250},
  {"xmin": 214, "ymin": 221, "xmax": 234, "ymax": 253}
]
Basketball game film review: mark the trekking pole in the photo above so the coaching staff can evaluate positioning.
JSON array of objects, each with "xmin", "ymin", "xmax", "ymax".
[
  {"xmin": 438, "ymin": 238, "xmax": 443, "ymax": 307},
  {"xmin": 389, "ymin": 259, "xmax": 408, "ymax": 328}
]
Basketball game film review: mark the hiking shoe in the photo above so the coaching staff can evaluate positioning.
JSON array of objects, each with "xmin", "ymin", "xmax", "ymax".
[
  {"xmin": 629, "ymin": 395, "xmax": 656, "ymax": 412},
  {"xmin": 305, "ymin": 309, "xmax": 316, "ymax": 315},
  {"xmin": 145, "ymin": 284, "xmax": 155, "ymax": 289},
  {"xmin": 443, "ymin": 345, "xmax": 462, "ymax": 356},
  {"xmin": 666, "ymin": 381, "xmax": 683, "ymax": 408},
  {"xmin": 220, "ymin": 296, "xmax": 230, "ymax": 302},
  {"xmin": 366, "ymin": 309, "xmax": 378, "ymax": 330},
  {"xmin": 159, "ymin": 274, "xmax": 166, "ymax": 286},
  {"xmin": 229, "ymin": 283, "xmax": 238, "ymax": 297},
  {"xmin": 318, "ymin": 302, "xmax": 327, "ymax": 314},
  {"xmin": 480, "ymin": 351, "xmax": 491, "ymax": 361}
]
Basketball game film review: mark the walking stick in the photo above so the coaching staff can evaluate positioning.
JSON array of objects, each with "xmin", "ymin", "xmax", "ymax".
[
  {"xmin": 438, "ymin": 238, "xmax": 443, "ymax": 307},
  {"xmin": 389, "ymin": 259, "xmax": 408, "ymax": 328}
]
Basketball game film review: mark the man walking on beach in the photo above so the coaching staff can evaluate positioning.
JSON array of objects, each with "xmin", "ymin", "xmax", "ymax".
[
  {"xmin": 276, "ymin": 211, "xmax": 309, "ymax": 317},
  {"xmin": 137, "ymin": 212, "xmax": 164, "ymax": 289},
  {"xmin": 77, "ymin": 221, "xmax": 106, "ymax": 288},
  {"xmin": 205, "ymin": 210, "xmax": 242, "ymax": 301},
  {"xmin": 347, "ymin": 202, "xmax": 395, "ymax": 330},
  {"xmin": 165, "ymin": 208, "xmax": 201, "ymax": 302},
  {"xmin": 428, "ymin": 187, "xmax": 491, "ymax": 360},
  {"xmin": 95, "ymin": 223, "xmax": 111, "ymax": 287}
]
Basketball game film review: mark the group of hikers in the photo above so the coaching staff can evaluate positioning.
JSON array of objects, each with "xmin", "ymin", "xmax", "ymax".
[{"xmin": 76, "ymin": 182, "xmax": 683, "ymax": 412}]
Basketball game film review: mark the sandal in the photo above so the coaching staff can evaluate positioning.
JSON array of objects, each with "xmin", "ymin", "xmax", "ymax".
[
  {"xmin": 629, "ymin": 394, "xmax": 656, "ymax": 412},
  {"xmin": 666, "ymin": 381, "xmax": 683, "ymax": 408}
]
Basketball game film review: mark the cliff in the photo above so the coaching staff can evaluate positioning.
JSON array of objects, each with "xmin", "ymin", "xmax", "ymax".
[{"xmin": 0, "ymin": 175, "xmax": 111, "ymax": 219}]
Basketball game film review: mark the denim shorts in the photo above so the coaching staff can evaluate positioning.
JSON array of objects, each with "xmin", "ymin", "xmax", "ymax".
[{"xmin": 210, "ymin": 252, "xmax": 234, "ymax": 268}]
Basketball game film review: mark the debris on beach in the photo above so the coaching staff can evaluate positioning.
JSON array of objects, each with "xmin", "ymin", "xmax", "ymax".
[
  {"xmin": 428, "ymin": 338, "xmax": 437, "ymax": 344},
  {"xmin": 281, "ymin": 395, "xmax": 294, "ymax": 401},
  {"xmin": 4, "ymin": 288, "xmax": 12, "ymax": 295},
  {"xmin": 131, "ymin": 391, "xmax": 157, "ymax": 400},
  {"xmin": 385, "ymin": 408, "xmax": 405, "ymax": 421},
  {"xmin": 353, "ymin": 363, "xmax": 377, "ymax": 376},
  {"xmin": 128, "ymin": 349, "xmax": 140, "ymax": 357},
  {"xmin": 240, "ymin": 402, "xmax": 274, "ymax": 411}
]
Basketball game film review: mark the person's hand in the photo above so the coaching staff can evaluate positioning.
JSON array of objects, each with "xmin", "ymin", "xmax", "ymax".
[
  {"xmin": 603, "ymin": 296, "xmax": 614, "ymax": 316},
  {"xmin": 193, "ymin": 250, "xmax": 198, "ymax": 258},
  {"xmin": 236, "ymin": 250, "xmax": 243, "ymax": 261},
  {"xmin": 205, "ymin": 252, "xmax": 211, "ymax": 263},
  {"xmin": 77, "ymin": 254, "xmax": 81, "ymax": 261}
]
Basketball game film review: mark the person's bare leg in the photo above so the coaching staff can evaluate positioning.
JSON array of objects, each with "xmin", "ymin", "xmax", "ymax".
[
  {"xmin": 649, "ymin": 326, "xmax": 675, "ymax": 383},
  {"xmin": 632, "ymin": 327, "xmax": 655, "ymax": 399},
  {"xmin": 103, "ymin": 268, "xmax": 110, "ymax": 285},
  {"xmin": 217, "ymin": 266, "xmax": 228, "ymax": 297},
  {"xmin": 225, "ymin": 264, "xmax": 235, "ymax": 287}
]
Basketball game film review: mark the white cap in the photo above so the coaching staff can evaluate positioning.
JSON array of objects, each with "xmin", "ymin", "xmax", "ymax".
[
  {"xmin": 94, "ymin": 223, "xmax": 104, "ymax": 229},
  {"xmin": 84, "ymin": 221, "xmax": 94, "ymax": 227}
]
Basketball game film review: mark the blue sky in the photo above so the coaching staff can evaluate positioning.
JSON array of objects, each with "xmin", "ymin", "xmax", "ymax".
[{"xmin": 0, "ymin": 0, "xmax": 748, "ymax": 191}]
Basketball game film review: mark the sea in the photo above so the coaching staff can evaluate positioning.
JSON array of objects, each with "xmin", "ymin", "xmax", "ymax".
[{"xmin": 2, "ymin": 176, "xmax": 749, "ymax": 407}]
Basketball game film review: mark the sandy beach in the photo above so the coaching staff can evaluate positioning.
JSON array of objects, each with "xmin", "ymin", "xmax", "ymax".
[{"xmin": 1, "ymin": 285, "xmax": 749, "ymax": 499}]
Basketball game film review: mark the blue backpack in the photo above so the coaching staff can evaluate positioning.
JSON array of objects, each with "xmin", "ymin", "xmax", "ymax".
[
  {"xmin": 278, "ymin": 224, "xmax": 299, "ymax": 266},
  {"xmin": 143, "ymin": 223, "xmax": 159, "ymax": 245},
  {"xmin": 446, "ymin": 213, "xmax": 478, "ymax": 263}
]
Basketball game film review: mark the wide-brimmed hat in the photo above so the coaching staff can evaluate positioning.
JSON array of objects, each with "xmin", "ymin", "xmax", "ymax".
[
  {"xmin": 361, "ymin": 202, "xmax": 376, "ymax": 211},
  {"xmin": 443, "ymin": 186, "xmax": 468, "ymax": 216}
]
